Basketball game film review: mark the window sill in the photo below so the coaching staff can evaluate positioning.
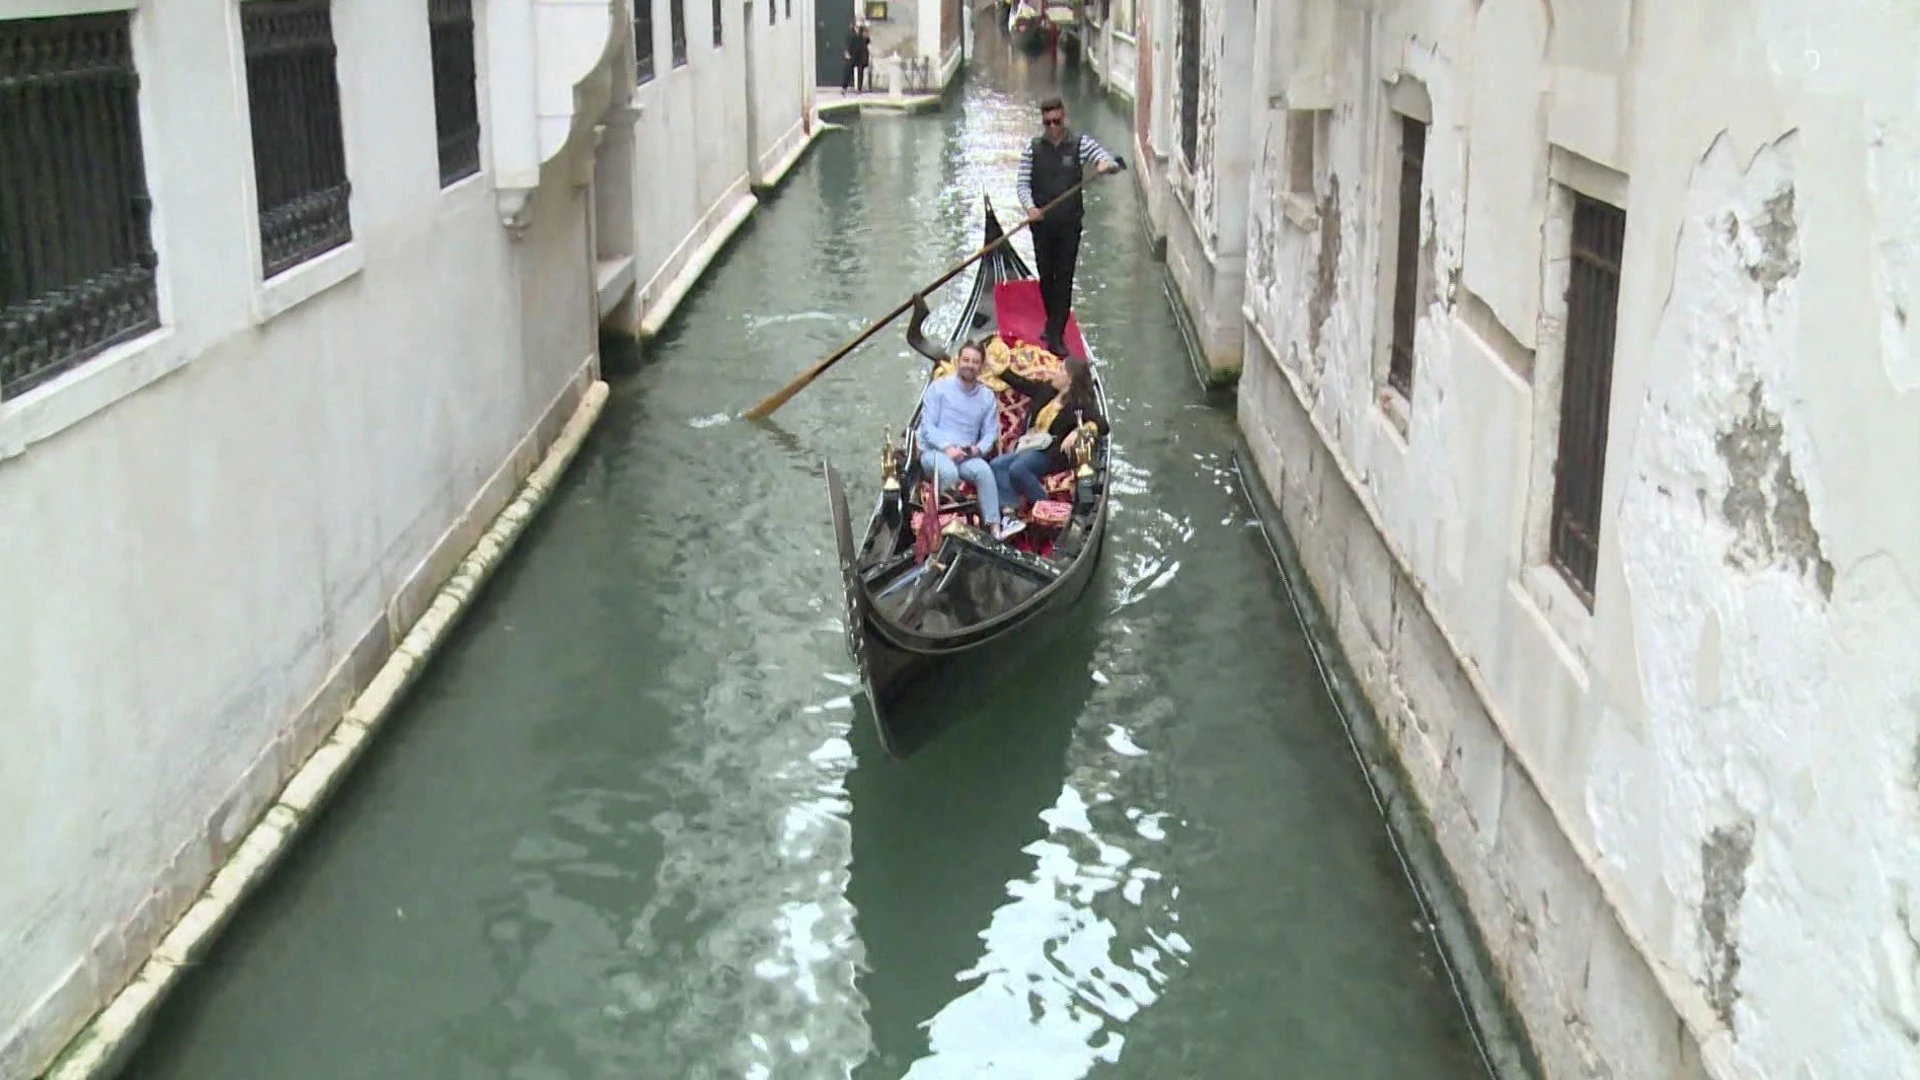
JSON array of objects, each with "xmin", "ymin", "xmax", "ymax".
[
  {"xmin": 1519, "ymin": 560, "xmax": 1594, "ymax": 673},
  {"xmin": 1375, "ymin": 385, "xmax": 1410, "ymax": 443},
  {"xmin": 440, "ymin": 167, "xmax": 487, "ymax": 198},
  {"xmin": 0, "ymin": 327, "xmax": 186, "ymax": 464},
  {"xmin": 1112, "ymin": 29, "xmax": 1136, "ymax": 44},
  {"xmin": 1280, "ymin": 191, "xmax": 1318, "ymax": 231},
  {"xmin": 252, "ymin": 243, "xmax": 364, "ymax": 327},
  {"xmin": 440, "ymin": 168, "xmax": 496, "ymax": 217}
]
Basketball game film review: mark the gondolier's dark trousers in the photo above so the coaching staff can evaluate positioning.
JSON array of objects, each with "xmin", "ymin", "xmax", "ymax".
[{"xmin": 1030, "ymin": 220, "xmax": 1081, "ymax": 356}]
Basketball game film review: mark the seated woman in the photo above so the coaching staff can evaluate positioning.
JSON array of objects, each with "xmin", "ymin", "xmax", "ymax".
[{"xmin": 991, "ymin": 354, "xmax": 1107, "ymax": 522}]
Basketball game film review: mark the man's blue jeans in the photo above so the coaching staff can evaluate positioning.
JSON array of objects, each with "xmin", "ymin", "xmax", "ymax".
[
  {"xmin": 921, "ymin": 449, "xmax": 1001, "ymax": 524},
  {"xmin": 991, "ymin": 448, "xmax": 1052, "ymax": 511}
]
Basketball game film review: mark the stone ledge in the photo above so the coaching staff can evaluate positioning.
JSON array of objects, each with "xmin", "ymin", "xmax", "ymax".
[{"xmin": 34, "ymin": 370, "xmax": 612, "ymax": 1080}]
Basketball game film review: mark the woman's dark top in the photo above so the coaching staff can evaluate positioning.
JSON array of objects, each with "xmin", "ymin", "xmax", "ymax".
[
  {"xmin": 847, "ymin": 29, "xmax": 869, "ymax": 65},
  {"xmin": 998, "ymin": 367, "xmax": 1108, "ymax": 477}
]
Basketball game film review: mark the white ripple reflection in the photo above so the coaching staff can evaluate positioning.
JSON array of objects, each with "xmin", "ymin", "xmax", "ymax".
[{"xmin": 899, "ymin": 786, "xmax": 1186, "ymax": 1079}]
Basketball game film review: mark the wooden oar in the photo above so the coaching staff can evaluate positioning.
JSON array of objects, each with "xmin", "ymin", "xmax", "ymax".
[{"xmin": 740, "ymin": 157, "xmax": 1127, "ymax": 422}]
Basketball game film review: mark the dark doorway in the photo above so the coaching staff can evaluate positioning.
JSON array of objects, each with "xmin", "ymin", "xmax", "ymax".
[{"xmin": 815, "ymin": 0, "xmax": 856, "ymax": 87}]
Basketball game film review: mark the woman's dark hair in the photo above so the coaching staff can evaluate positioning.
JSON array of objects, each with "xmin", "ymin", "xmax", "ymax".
[{"xmin": 1061, "ymin": 355, "xmax": 1095, "ymax": 409}]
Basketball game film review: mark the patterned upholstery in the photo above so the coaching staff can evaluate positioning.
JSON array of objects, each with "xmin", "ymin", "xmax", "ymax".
[
  {"xmin": 930, "ymin": 335, "xmax": 1078, "ymax": 503},
  {"xmin": 1030, "ymin": 499, "xmax": 1072, "ymax": 527}
]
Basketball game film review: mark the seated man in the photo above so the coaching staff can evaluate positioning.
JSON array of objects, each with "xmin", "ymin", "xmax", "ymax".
[{"xmin": 916, "ymin": 340, "xmax": 1020, "ymax": 540}]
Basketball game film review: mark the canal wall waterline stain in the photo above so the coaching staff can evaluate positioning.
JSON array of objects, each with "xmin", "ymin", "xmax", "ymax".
[{"xmin": 1231, "ymin": 444, "xmax": 1542, "ymax": 1080}]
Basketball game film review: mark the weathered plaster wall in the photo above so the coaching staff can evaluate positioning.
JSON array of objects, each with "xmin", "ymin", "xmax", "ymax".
[
  {"xmin": 1139, "ymin": 0, "xmax": 1253, "ymax": 378},
  {"xmin": 0, "ymin": 3, "xmax": 604, "ymax": 1075},
  {"xmin": 1081, "ymin": 6, "xmax": 1139, "ymax": 106},
  {"xmin": 1231, "ymin": 0, "xmax": 1920, "ymax": 1077},
  {"xmin": 626, "ymin": 0, "xmax": 814, "ymax": 330}
]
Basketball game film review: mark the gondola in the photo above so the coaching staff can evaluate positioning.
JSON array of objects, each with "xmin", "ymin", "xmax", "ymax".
[
  {"xmin": 823, "ymin": 198, "xmax": 1112, "ymax": 759},
  {"xmin": 1006, "ymin": 0, "xmax": 1048, "ymax": 53}
]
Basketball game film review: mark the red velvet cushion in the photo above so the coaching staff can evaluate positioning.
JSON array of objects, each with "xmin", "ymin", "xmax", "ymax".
[{"xmin": 1030, "ymin": 499, "xmax": 1072, "ymax": 526}]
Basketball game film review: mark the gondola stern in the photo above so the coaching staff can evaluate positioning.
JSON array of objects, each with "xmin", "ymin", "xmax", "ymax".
[{"xmin": 822, "ymin": 460, "xmax": 888, "ymax": 737}]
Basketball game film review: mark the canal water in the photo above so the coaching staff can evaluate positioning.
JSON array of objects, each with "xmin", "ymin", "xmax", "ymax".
[{"xmin": 123, "ymin": 43, "xmax": 1490, "ymax": 1080}]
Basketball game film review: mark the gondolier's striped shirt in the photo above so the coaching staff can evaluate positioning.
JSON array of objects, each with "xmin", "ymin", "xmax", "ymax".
[{"xmin": 1017, "ymin": 133, "xmax": 1118, "ymax": 217}]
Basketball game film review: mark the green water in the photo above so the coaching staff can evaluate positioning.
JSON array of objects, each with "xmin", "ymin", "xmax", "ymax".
[{"xmin": 122, "ymin": 47, "xmax": 1490, "ymax": 1080}]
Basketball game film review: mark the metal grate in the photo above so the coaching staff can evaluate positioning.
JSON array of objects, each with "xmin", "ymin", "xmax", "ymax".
[
  {"xmin": 635, "ymin": 0, "xmax": 655, "ymax": 83},
  {"xmin": 242, "ymin": 0, "xmax": 353, "ymax": 279},
  {"xmin": 1387, "ymin": 115, "xmax": 1425, "ymax": 398},
  {"xmin": 1176, "ymin": 0, "xmax": 1199, "ymax": 169},
  {"xmin": 669, "ymin": 0, "xmax": 687, "ymax": 66},
  {"xmin": 0, "ymin": 12, "xmax": 161, "ymax": 398},
  {"xmin": 429, "ymin": 0, "xmax": 479, "ymax": 186},
  {"xmin": 1548, "ymin": 193, "xmax": 1626, "ymax": 607}
]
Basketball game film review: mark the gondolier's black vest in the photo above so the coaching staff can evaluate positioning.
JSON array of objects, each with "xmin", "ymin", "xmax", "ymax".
[{"xmin": 1029, "ymin": 130, "xmax": 1084, "ymax": 227}]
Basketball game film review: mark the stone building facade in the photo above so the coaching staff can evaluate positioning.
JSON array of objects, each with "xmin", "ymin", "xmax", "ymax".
[{"xmin": 1136, "ymin": 1, "xmax": 1920, "ymax": 1078}]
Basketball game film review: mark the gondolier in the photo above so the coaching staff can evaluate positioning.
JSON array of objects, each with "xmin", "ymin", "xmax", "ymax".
[{"xmin": 1017, "ymin": 95, "xmax": 1119, "ymax": 359}]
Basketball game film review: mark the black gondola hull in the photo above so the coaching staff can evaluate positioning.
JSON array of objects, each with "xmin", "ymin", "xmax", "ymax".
[{"xmin": 855, "ymin": 506, "xmax": 1105, "ymax": 756}]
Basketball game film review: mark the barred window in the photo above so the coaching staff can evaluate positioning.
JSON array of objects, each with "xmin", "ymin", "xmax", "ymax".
[
  {"xmin": 669, "ymin": 0, "xmax": 687, "ymax": 66},
  {"xmin": 429, "ymin": 0, "xmax": 480, "ymax": 186},
  {"xmin": 1387, "ymin": 115, "xmax": 1426, "ymax": 398},
  {"xmin": 635, "ymin": 0, "xmax": 655, "ymax": 83},
  {"xmin": 1176, "ymin": 0, "xmax": 1199, "ymax": 168},
  {"xmin": 1549, "ymin": 193, "xmax": 1626, "ymax": 607},
  {"xmin": 241, "ymin": 0, "xmax": 353, "ymax": 279},
  {"xmin": 0, "ymin": 12, "xmax": 161, "ymax": 399}
]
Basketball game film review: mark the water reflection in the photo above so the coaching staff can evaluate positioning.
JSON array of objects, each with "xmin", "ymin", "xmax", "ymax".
[{"xmin": 845, "ymin": 600, "xmax": 1102, "ymax": 1077}]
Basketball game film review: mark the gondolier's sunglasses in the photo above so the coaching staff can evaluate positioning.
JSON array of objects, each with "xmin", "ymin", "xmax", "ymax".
[{"xmin": 1043, "ymin": 113, "xmax": 1064, "ymax": 127}]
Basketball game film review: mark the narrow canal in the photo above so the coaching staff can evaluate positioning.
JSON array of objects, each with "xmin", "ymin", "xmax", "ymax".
[{"xmin": 123, "ymin": 44, "xmax": 1491, "ymax": 1080}]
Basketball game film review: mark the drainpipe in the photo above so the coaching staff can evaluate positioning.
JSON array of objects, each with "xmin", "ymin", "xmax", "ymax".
[{"xmin": 744, "ymin": 0, "xmax": 763, "ymax": 189}]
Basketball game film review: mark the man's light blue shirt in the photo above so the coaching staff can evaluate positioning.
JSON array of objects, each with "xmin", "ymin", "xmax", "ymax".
[{"xmin": 917, "ymin": 375, "xmax": 999, "ymax": 455}]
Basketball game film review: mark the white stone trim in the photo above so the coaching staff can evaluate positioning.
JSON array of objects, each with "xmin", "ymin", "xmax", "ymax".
[
  {"xmin": 0, "ymin": 329, "xmax": 187, "ymax": 464},
  {"xmin": 250, "ymin": 243, "xmax": 367, "ymax": 326},
  {"xmin": 2, "ymin": 0, "xmax": 135, "ymax": 15}
]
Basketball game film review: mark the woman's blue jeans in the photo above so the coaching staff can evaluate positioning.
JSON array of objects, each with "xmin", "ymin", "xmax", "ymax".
[{"xmin": 991, "ymin": 448, "xmax": 1053, "ymax": 511}]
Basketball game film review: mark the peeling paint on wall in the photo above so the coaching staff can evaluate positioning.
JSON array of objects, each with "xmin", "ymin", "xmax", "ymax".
[
  {"xmin": 1306, "ymin": 183, "xmax": 1344, "ymax": 382},
  {"xmin": 1227, "ymin": 1, "xmax": 1920, "ymax": 1078},
  {"xmin": 1699, "ymin": 815, "xmax": 1755, "ymax": 1029},
  {"xmin": 1714, "ymin": 380, "xmax": 1834, "ymax": 598}
]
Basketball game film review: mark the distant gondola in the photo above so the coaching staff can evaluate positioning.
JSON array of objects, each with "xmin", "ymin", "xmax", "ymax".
[
  {"xmin": 1006, "ymin": 0, "xmax": 1049, "ymax": 54},
  {"xmin": 824, "ymin": 198, "xmax": 1112, "ymax": 759}
]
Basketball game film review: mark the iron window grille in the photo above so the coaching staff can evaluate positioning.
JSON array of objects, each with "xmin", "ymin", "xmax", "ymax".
[
  {"xmin": 669, "ymin": 0, "xmax": 687, "ymax": 66},
  {"xmin": 1548, "ymin": 193, "xmax": 1627, "ymax": 608},
  {"xmin": 635, "ymin": 0, "xmax": 655, "ymax": 83},
  {"xmin": 1387, "ymin": 115, "xmax": 1426, "ymax": 398},
  {"xmin": 429, "ymin": 0, "xmax": 480, "ymax": 186},
  {"xmin": 0, "ymin": 12, "xmax": 161, "ymax": 399},
  {"xmin": 241, "ymin": 0, "xmax": 353, "ymax": 280},
  {"xmin": 1176, "ymin": 0, "xmax": 1199, "ymax": 169}
]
